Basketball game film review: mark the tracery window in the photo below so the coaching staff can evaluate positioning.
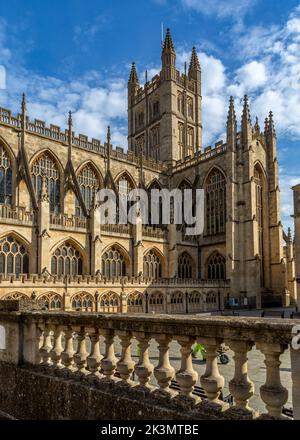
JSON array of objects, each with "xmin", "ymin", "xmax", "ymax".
[
  {"xmin": 75, "ymin": 164, "xmax": 100, "ymax": 216},
  {"xmin": 207, "ymin": 252, "xmax": 226, "ymax": 280},
  {"xmin": 178, "ymin": 123, "xmax": 185, "ymax": 160},
  {"xmin": 31, "ymin": 152, "xmax": 60, "ymax": 213},
  {"xmin": 51, "ymin": 241, "xmax": 83, "ymax": 276},
  {"xmin": 0, "ymin": 236, "xmax": 29, "ymax": 277},
  {"xmin": 71, "ymin": 293, "xmax": 94, "ymax": 311},
  {"xmin": 187, "ymin": 97, "xmax": 193, "ymax": 119},
  {"xmin": 117, "ymin": 174, "xmax": 134, "ymax": 222},
  {"xmin": 143, "ymin": 250, "xmax": 162, "ymax": 280},
  {"xmin": 0, "ymin": 144, "xmax": 12, "ymax": 205},
  {"xmin": 177, "ymin": 92, "xmax": 184, "ymax": 114},
  {"xmin": 38, "ymin": 293, "xmax": 62, "ymax": 310},
  {"xmin": 206, "ymin": 169, "xmax": 226, "ymax": 235},
  {"xmin": 102, "ymin": 246, "xmax": 127, "ymax": 278},
  {"xmin": 187, "ymin": 126, "xmax": 194, "ymax": 157},
  {"xmin": 178, "ymin": 252, "xmax": 193, "ymax": 279}
]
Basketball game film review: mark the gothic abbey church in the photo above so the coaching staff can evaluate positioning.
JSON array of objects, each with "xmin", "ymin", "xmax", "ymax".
[{"xmin": 0, "ymin": 29, "xmax": 296, "ymax": 312}]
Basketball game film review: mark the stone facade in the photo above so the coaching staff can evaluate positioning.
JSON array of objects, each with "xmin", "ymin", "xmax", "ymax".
[{"xmin": 0, "ymin": 29, "xmax": 295, "ymax": 311}]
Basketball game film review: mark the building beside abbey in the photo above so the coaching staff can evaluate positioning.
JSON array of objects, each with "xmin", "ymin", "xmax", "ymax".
[{"xmin": 0, "ymin": 29, "xmax": 297, "ymax": 312}]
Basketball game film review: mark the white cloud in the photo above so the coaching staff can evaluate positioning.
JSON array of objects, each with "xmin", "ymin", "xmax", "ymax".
[
  {"xmin": 181, "ymin": 0, "xmax": 257, "ymax": 18},
  {"xmin": 236, "ymin": 61, "xmax": 268, "ymax": 91}
]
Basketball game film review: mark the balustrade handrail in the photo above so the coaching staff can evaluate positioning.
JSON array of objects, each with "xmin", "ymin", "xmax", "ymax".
[{"xmin": 0, "ymin": 308, "xmax": 299, "ymax": 420}]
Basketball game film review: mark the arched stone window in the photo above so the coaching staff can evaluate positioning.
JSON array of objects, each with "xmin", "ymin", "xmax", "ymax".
[
  {"xmin": 177, "ymin": 180, "xmax": 193, "ymax": 232},
  {"xmin": 206, "ymin": 169, "xmax": 226, "ymax": 235},
  {"xmin": 127, "ymin": 291, "xmax": 143, "ymax": 313},
  {"xmin": 51, "ymin": 241, "xmax": 83, "ymax": 276},
  {"xmin": 76, "ymin": 164, "xmax": 100, "ymax": 216},
  {"xmin": 207, "ymin": 252, "xmax": 226, "ymax": 280},
  {"xmin": 148, "ymin": 180, "xmax": 163, "ymax": 227},
  {"xmin": 71, "ymin": 292, "xmax": 94, "ymax": 312},
  {"xmin": 31, "ymin": 152, "xmax": 60, "ymax": 213},
  {"xmin": 206, "ymin": 292, "xmax": 217, "ymax": 310},
  {"xmin": 178, "ymin": 252, "xmax": 193, "ymax": 279},
  {"xmin": 0, "ymin": 144, "xmax": 12, "ymax": 205},
  {"xmin": 143, "ymin": 250, "xmax": 162, "ymax": 280},
  {"xmin": 38, "ymin": 293, "xmax": 62, "ymax": 310},
  {"xmin": 102, "ymin": 246, "xmax": 127, "ymax": 278},
  {"xmin": 148, "ymin": 291, "xmax": 164, "ymax": 313},
  {"xmin": 2, "ymin": 292, "xmax": 28, "ymax": 300},
  {"xmin": 98, "ymin": 292, "xmax": 120, "ymax": 312},
  {"xmin": 254, "ymin": 164, "xmax": 265, "ymax": 287},
  {"xmin": 116, "ymin": 173, "xmax": 134, "ymax": 223},
  {"xmin": 0, "ymin": 236, "xmax": 29, "ymax": 277},
  {"xmin": 187, "ymin": 97, "xmax": 193, "ymax": 119}
]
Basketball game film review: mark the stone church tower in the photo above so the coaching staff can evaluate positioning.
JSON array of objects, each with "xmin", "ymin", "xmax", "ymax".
[{"xmin": 128, "ymin": 28, "xmax": 202, "ymax": 164}]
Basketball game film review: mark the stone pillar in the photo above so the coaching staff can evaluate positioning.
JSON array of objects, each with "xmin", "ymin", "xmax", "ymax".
[
  {"xmin": 168, "ymin": 224, "xmax": 178, "ymax": 278},
  {"xmin": 133, "ymin": 212, "xmax": 143, "ymax": 277},
  {"xmin": 37, "ymin": 176, "xmax": 51, "ymax": 274},
  {"xmin": 293, "ymin": 184, "xmax": 300, "ymax": 307},
  {"xmin": 89, "ymin": 205, "xmax": 102, "ymax": 275}
]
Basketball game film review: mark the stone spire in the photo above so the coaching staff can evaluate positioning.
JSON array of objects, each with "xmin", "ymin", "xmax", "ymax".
[
  {"xmin": 226, "ymin": 96, "xmax": 237, "ymax": 150},
  {"xmin": 254, "ymin": 116, "xmax": 260, "ymax": 135},
  {"xmin": 129, "ymin": 62, "xmax": 139, "ymax": 84},
  {"xmin": 68, "ymin": 110, "xmax": 73, "ymax": 161},
  {"xmin": 161, "ymin": 28, "xmax": 176, "ymax": 80},
  {"xmin": 264, "ymin": 117, "xmax": 269, "ymax": 137},
  {"xmin": 288, "ymin": 227, "xmax": 292, "ymax": 242},
  {"xmin": 189, "ymin": 47, "xmax": 200, "ymax": 72},
  {"xmin": 21, "ymin": 93, "xmax": 26, "ymax": 131},
  {"xmin": 241, "ymin": 95, "xmax": 252, "ymax": 145},
  {"xmin": 106, "ymin": 125, "xmax": 111, "ymax": 172},
  {"xmin": 268, "ymin": 111, "xmax": 276, "ymax": 138},
  {"xmin": 162, "ymin": 28, "xmax": 175, "ymax": 53},
  {"xmin": 188, "ymin": 46, "xmax": 201, "ymax": 81}
]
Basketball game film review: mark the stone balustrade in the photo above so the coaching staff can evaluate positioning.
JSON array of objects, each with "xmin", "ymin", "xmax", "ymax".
[
  {"xmin": 0, "ymin": 106, "xmax": 167, "ymax": 173},
  {"xmin": 0, "ymin": 204, "xmax": 34, "ymax": 225},
  {"xmin": 50, "ymin": 213, "xmax": 87, "ymax": 230},
  {"xmin": 0, "ymin": 309, "xmax": 299, "ymax": 420}
]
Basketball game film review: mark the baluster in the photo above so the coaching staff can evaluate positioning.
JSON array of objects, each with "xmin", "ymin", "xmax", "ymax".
[
  {"xmin": 227, "ymin": 340, "xmax": 256, "ymax": 416},
  {"xmin": 133, "ymin": 332, "xmax": 154, "ymax": 388},
  {"xmin": 40, "ymin": 324, "xmax": 53, "ymax": 366},
  {"xmin": 256, "ymin": 342, "xmax": 288, "ymax": 418},
  {"xmin": 200, "ymin": 337, "xmax": 227, "ymax": 409},
  {"xmin": 116, "ymin": 331, "xmax": 135, "ymax": 383},
  {"xmin": 61, "ymin": 326, "xmax": 76, "ymax": 372},
  {"xmin": 50, "ymin": 325, "xmax": 63, "ymax": 368},
  {"xmin": 176, "ymin": 336, "xmax": 198, "ymax": 398},
  {"xmin": 101, "ymin": 329, "xmax": 117, "ymax": 380},
  {"xmin": 154, "ymin": 334, "xmax": 175, "ymax": 394},
  {"xmin": 87, "ymin": 328, "xmax": 102, "ymax": 377},
  {"xmin": 73, "ymin": 327, "xmax": 89, "ymax": 375}
]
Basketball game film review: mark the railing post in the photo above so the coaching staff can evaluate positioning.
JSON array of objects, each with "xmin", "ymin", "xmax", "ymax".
[
  {"xmin": 101, "ymin": 329, "xmax": 117, "ymax": 380},
  {"xmin": 154, "ymin": 334, "xmax": 175, "ymax": 394},
  {"xmin": 199, "ymin": 337, "xmax": 228, "ymax": 410},
  {"xmin": 227, "ymin": 339, "xmax": 256, "ymax": 417},
  {"xmin": 133, "ymin": 332, "xmax": 154, "ymax": 388},
  {"xmin": 116, "ymin": 330, "xmax": 135, "ymax": 383},
  {"xmin": 176, "ymin": 336, "xmax": 198, "ymax": 399},
  {"xmin": 256, "ymin": 342, "xmax": 288, "ymax": 418}
]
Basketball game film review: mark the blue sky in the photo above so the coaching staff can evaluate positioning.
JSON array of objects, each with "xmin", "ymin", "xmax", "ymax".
[{"xmin": 0, "ymin": 0, "xmax": 299, "ymax": 230}]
